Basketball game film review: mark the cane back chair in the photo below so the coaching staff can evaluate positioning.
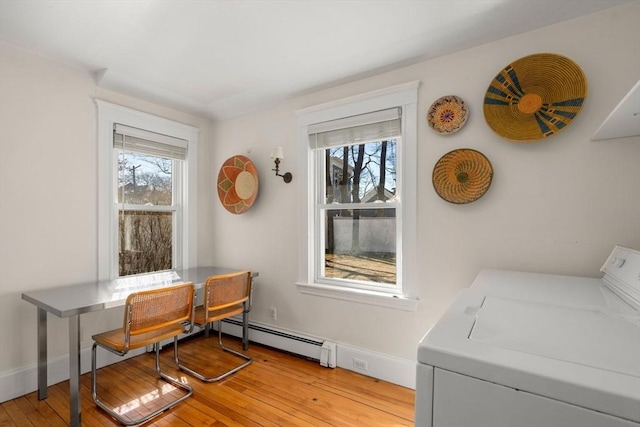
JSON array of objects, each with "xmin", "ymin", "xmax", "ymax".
[
  {"xmin": 91, "ymin": 282, "xmax": 195, "ymax": 426},
  {"xmin": 177, "ymin": 270, "xmax": 252, "ymax": 382}
]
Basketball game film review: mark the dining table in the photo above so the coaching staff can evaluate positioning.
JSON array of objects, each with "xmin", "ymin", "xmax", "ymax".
[{"xmin": 21, "ymin": 266, "xmax": 256, "ymax": 427}]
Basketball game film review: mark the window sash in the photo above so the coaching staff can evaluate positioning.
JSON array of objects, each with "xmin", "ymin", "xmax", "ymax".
[
  {"xmin": 317, "ymin": 275, "xmax": 399, "ymax": 293},
  {"xmin": 116, "ymin": 203, "xmax": 177, "ymax": 212},
  {"xmin": 112, "ymin": 149, "xmax": 179, "ymax": 207},
  {"xmin": 317, "ymin": 202, "xmax": 397, "ymax": 209},
  {"xmin": 113, "ymin": 152, "xmax": 182, "ymax": 276},
  {"xmin": 117, "ymin": 209, "xmax": 175, "ymax": 277},
  {"xmin": 313, "ymin": 141, "xmax": 401, "ymax": 294},
  {"xmin": 315, "ymin": 206, "xmax": 399, "ymax": 293}
]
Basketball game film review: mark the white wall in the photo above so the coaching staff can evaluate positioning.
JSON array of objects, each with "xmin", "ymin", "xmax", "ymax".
[
  {"xmin": 0, "ymin": 2, "xmax": 638, "ymax": 399},
  {"xmin": 0, "ymin": 41, "xmax": 214, "ymax": 389},
  {"xmin": 210, "ymin": 3, "xmax": 640, "ymax": 362}
]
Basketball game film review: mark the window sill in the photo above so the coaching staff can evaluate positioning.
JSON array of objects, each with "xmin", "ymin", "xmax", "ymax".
[{"xmin": 296, "ymin": 282, "xmax": 418, "ymax": 311}]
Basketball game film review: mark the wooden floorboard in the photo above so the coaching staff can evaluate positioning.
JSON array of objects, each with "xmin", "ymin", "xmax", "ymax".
[{"xmin": 2, "ymin": 335, "xmax": 415, "ymax": 426}]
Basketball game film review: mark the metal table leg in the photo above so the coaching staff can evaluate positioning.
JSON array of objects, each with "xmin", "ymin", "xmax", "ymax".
[
  {"xmin": 243, "ymin": 278, "xmax": 254, "ymax": 351},
  {"xmin": 37, "ymin": 308, "xmax": 47, "ymax": 400},
  {"xmin": 242, "ymin": 310, "xmax": 249, "ymax": 351},
  {"xmin": 69, "ymin": 315, "xmax": 81, "ymax": 426}
]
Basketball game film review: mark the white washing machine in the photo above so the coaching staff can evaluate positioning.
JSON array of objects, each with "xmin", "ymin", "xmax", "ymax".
[{"xmin": 415, "ymin": 246, "xmax": 640, "ymax": 427}]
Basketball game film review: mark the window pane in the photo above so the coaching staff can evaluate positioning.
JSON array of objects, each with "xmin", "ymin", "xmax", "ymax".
[
  {"xmin": 323, "ymin": 140, "xmax": 396, "ymax": 204},
  {"xmin": 323, "ymin": 208, "xmax": 396, "ymax": 285},
  {"xmin": 117, "ymin": 152, "xmax": 173, "ymax": 206},
  {"xmin": 119, "ymin": 210, "xmax": 172, "ymax": 276}
]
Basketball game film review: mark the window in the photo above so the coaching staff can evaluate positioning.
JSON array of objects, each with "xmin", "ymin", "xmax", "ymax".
[
  {"xmin": 312, "ymin": 109, "xmax": 400, "ymax": 291},
  {"xmin": 97, "ymin": 101, "xmax": 199, "ymax": 280},
  {"xmin": 296, "ymin": 82, "xmax": 419, "ymax": 310},
  {"xmin": 113, "ymin": 125, "xmax": 185, "ymax": 276}
]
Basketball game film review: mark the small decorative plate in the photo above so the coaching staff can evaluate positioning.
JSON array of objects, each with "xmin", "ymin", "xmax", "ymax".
[
  {"xmin": 427, "ymin": 95, "xmax": 469, "ymax": 135},
  {"xmin": 432, "ymin": 148, "xmax": 493, "ymax": 204},
  {"xmin": 217, "ymin": 155, "xmax": 259, "ymax": 214}
]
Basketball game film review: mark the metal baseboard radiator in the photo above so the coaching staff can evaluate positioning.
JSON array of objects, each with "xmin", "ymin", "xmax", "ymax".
[{"xmin": 220, "ymin": 318, "xmax": 326, "ymax": 362}]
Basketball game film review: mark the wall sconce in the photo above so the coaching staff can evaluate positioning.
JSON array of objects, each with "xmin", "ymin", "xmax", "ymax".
[{"xmin": 271, "ymin": 146, "xmax": 292, "ymax": 183}]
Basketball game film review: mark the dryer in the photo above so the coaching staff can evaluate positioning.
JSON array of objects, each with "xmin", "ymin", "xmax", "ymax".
[{"xmin": 415, "ymin": 246, "xmax": 640, "ymax": 427}]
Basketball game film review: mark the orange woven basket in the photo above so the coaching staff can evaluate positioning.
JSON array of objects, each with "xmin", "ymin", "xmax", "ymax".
[
  {"xmin": 432, "ymin": 149, "xmax": 493, "ymax": 204},
  {"xmin": 217, "ymin": 155, "xmax": 259, "ymax": 214},
  {"xmin": 483, "ymin": 53, "xmax": 587, "ymax": 142}
]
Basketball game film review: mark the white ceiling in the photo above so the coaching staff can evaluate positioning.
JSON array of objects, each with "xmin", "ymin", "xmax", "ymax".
[{"xmin": 0, "ymin": 0, "xmax": 633, "ymax": 120}]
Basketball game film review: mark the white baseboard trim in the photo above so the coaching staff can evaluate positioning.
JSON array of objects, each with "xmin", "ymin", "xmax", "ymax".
[
  {"xmin": 336, "ymin": 343, "xmax": 416, "ymax": 389},
  {"xmin": 1, "ymin": 320, "xmax": 416, "ymax": 403},
  {"xmin": 0, "ymin": 345, "xmax": 147, "ymax": 403}
]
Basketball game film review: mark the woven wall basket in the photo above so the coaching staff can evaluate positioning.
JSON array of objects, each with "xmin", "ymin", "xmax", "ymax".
[
  {"xmin": 427, "ymin": 95, "xmax": 468, "ymax": 134},
  {"xmin": 483, "ymin": 53, "xmax": 587, "ymax": 142},
  {"xmin": 432, "ymin": 148, "xmax": 493, "ymax": 204},
  {"xmin": 217, "ymin": 155, "xmax": 259, "ymax": 214}
]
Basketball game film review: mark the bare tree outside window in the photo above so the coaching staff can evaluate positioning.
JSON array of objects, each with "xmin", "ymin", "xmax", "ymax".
[
  {"xmin": 322, "ymin": 139, "xmax": 397, "ymax": 285},
  {"xmin": 117, "ymin": 152, "xmax": 174, "ymax": 276}
]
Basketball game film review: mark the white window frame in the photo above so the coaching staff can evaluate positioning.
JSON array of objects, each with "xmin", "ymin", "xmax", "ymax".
[
  {"xmin": 295, "ymin": 81, "xmax": 420, "ymax": 311},
  {"xmin": 96, "ymin": 100, "xmax": 199, "ymax": 280}
]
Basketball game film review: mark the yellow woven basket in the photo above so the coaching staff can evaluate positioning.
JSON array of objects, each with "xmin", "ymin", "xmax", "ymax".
[
  {"xmin": 432, "ymin": 149, "xmax": 493, "ymax": 204},
  {"xmin": 483, "ymin": 53, "xmax": 587, "ymax": 142}
]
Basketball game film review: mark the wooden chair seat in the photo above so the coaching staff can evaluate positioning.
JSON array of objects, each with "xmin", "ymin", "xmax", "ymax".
[
  {"xmin": 194, "ymin": 303, "xmax": 244, "ymax": 325},
  {"xmin": 93, "ymin": 323, "xmax": 186, "ymax": 352}
]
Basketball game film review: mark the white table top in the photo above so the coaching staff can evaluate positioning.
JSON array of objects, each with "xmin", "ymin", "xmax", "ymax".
[{"xmin": 22, "ymin": 266, "xmax": 254, "ymax": 317}]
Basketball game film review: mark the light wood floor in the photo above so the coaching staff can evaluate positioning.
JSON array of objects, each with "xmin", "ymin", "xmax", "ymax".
[{"xmin": 1, "ymin": 334, "xmax": 415, "ymax": 426}]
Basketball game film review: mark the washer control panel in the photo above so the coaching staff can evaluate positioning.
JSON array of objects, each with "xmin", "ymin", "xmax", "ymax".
[{"xmin": 601, "ymin": 245, "xmax": 640, "ymax": 309}]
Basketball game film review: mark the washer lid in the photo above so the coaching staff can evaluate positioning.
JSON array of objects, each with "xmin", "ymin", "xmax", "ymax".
[
  {"xmin": 469, "ymin": 296, "xmax": 640, "ymax": 376},
  {"xmin": 417, "ymin": 268, "xmax": 640, "ymax": 422}
]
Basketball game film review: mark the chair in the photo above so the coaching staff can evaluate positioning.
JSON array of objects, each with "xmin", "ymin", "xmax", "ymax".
[
  {"xmin": 177, "ymin": 271, "xmax": 252, "ymax": 382},
  {"xmin": 91, "ymin": 282, "xmax": 195, "ymax": 426}
]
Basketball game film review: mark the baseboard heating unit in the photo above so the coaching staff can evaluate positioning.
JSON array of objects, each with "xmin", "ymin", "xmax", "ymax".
[{"xmin": 218, "ymin": 318, "xmax": 326, "ymax": 362}]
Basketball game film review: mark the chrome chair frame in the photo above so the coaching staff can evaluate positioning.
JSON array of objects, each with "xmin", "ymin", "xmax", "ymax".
[{"xmin": 91, "ymin": 283, "xmax": 196, "ymax": 426}]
